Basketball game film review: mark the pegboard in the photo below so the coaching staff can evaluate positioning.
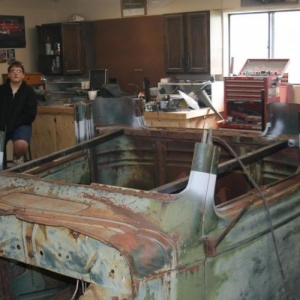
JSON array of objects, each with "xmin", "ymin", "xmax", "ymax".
[{"xmin": 89, "ymin": 69, "xmax": 108, "ymax": 90}]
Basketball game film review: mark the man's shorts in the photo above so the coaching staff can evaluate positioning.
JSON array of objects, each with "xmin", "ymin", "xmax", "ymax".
[{"xmin": 5, "ymin": 125, "xmax": 32, "ymax": 144}]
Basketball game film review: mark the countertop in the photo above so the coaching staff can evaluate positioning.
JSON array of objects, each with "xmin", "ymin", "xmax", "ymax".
[
  {"xmin": 37, "ymin": 105, "xmax": 74, "ymax": 115},
  {"xmin": 144, "ymin": 108, "xmax": 222, "ymax": 120}
]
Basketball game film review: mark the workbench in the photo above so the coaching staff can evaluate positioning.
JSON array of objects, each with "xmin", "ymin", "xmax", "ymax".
[
  {"xmin": 30, "ymin": 106, "xmax": 75, "ymax": 159},
  {"xmin": 143, "ymin": 108, "xmax": 222, "ymax": 129}
]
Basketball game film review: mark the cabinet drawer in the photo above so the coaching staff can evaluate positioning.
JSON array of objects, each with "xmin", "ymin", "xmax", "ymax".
[{"xmin": 2, "ymin": 73, "xmax": 42, "ymax": 85}]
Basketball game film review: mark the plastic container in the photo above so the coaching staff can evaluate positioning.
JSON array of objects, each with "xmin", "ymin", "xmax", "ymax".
[
  {"xmin": 149, "ymin": 87, "xmax": 159, "ymax": 97},
  {"xmin": 56, "ymin": 56, "xmax": 60, "ymax": 70},
  {"xmin": 55, "ymin": 43, "xmax": 61, "ymax": 55},
  {"xmin": 45, "ymin": 37, "xmax": 51, "ymax": 55},
  {"xmin": 88, "ymin": 90, "xmax": 98, "ymax": 100}
]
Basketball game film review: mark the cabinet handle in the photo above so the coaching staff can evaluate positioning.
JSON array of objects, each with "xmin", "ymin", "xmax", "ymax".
[
  {"xmin": 180, "ymin": 55, "xmax": 184, "ymax": 69},
  {"xmin": 187, "ymin": 54, "xmax": 190, "ymax": 69}
]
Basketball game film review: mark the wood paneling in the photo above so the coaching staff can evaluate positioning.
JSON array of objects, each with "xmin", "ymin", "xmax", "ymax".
[
  {"xmin": 95, "ymin": 16, "xmax": 171, "ymax": 94},
  {"xmin": 2, "ymin": 73, "xmax": 42, "ymax": 85}
]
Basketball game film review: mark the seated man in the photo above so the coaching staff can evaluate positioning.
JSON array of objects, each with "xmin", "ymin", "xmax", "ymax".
[{"xmin": 0, "ymin": 61, "xmax": 37, "ymax": 165}]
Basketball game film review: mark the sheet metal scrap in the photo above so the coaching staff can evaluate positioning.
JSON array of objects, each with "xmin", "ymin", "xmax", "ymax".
[{"xmin": 0, "ymin": 131, "xmax": 5, "ymax": 171}]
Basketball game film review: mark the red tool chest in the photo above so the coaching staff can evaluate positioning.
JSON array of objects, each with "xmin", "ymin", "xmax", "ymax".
[{"xmin": 222, "ymin": 59, "xmax": 290, "ymax": 131}]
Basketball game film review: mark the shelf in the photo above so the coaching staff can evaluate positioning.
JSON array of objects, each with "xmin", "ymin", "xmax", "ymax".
[
  {"xmin": 50, "ymin": 91, "xmax": 77, "ymax": 94},
  {"xmin": 49, "ymin": 81, "xmax": 82, "ymax": 84}
]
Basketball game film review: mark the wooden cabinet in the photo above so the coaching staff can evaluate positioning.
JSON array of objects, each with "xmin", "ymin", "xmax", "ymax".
[
  {"xmin": 164, "ymin": 10, "xmax": 222, "ymax": 75},
  {"xmin": 30, "ymin": 106, "xmax": 75, "ymax": 159},
  {"xmin": 94, "ymin": 15, "xmax": 166, "ymax": 94},
  {"xmin": 36, "ymin": 22, "xmax": 95, "ymax": 76}
]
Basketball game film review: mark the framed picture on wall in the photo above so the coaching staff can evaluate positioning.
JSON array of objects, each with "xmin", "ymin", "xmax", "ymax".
[
  {"xmin": 121, "ymin": 0, "xmax": 147, "ymax": 17},
  {"xmin": 0, "ymin": 49, "xmax": 7, "ymax": 63},
  {"xmin": 242, "ymin": 0, "xmax": 298, "ymax": 6},
  {"xmin": 0, "ymin": 15, "xmax": 26, "ymax": 48},
  {"xmin": 7, "ymin": 48, "xmax": 15, "ymax": 64}
]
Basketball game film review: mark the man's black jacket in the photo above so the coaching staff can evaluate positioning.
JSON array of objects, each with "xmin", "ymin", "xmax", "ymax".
[{"xmin": 0, "ymin": 79, "xmax": 37, "ymax": 133}]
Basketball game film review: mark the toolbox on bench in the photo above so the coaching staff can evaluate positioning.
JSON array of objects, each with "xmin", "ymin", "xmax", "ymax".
[{"xmin": 222, "ymin": 59, "xmax": 290, "ymax": 131}]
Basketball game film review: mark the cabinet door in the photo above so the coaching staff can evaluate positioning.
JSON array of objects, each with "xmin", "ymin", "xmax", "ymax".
[
  {"xmin": 81, "ymin": 22, "xmax": 95, "ymax": 76},
  {"xmin": 31, "ymin": 114, "xmax": 57, "ymax": 159},
  {"xmin": 62, "ymin": 23, "xmax": 83, "ymax": 75},
  {"xmin": 186, "ymin": 12, "xmax": 210, "ymax": 73},
  {"xmin": 36, "ymin": 25, "xmax": 45, "ymax": 74},
  {"xmin": 31, "ymin": 112, "xmax": 76, "ymax": 159},
  {"xmin": 55, "ymin": 114, "xmax": 75, "ymax": 151},
  {"xmin": 164, "ymin": 14, "xmax": 184, "ymax": 73}
]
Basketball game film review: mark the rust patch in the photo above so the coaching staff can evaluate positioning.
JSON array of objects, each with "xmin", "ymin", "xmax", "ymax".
[
  {"xmin": 25, "ymin": 223, "xmax": 35, "ymax": 264},
  {"xmin": 71, "ymin": 231, "xmax": 80, "ymax": 240},
  {"xmin": 88, "ymin": 184, "xmax": 178, "ymax": 202},
  {"xmin": 109, "ymin": 269, "xmax": 115, "ymax": 279},
  {"xmin": 176, "ymin": 263, "xmax": 201, "ymax": 274}
]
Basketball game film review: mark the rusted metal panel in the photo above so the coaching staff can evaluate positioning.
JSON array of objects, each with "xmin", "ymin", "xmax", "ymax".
[
  {"xmin": 0, "ymin": 126, "xmax": 299, "ymax": 299},
  {"xmin": 25, "ymin": 152, "xmax": 91, "ymax": 184}
]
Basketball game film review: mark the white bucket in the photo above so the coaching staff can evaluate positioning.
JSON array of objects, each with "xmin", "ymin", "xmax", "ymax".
[{"xmin": 88, "ymin": 90, "xmax": 98, "ymax": 100}]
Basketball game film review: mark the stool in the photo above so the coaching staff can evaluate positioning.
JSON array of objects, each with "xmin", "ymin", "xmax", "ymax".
[{"xmin": 3, "ymin": 142, "xmax": 32, "ymax": 169}]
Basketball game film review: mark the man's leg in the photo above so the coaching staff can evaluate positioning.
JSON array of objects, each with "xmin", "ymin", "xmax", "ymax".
[
  {"xmin": 11, "ymin": 125, "xmax": 32, "ymax": 163},
  {"xmin": 13, "ymin": 139, "xmax": 29, "ymax": 160}
]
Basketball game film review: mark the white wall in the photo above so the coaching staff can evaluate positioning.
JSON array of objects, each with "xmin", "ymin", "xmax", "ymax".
[
  {"xmin": 64, "ymin": 0, "xmax": 300, "ymax": 19},
  {"xmin": 0, "ymin": 0, "xmax": 299, "ymax": 83}
]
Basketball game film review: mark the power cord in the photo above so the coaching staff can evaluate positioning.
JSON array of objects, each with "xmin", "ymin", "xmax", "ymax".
[{"xmin": 71, "ymin": 279, "xmax": 79, "ymax": 300}]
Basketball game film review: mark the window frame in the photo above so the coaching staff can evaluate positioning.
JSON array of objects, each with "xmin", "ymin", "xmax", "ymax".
[{"xmin": 228, "ymin": 9, "xmax": 300, "ymax": 83}]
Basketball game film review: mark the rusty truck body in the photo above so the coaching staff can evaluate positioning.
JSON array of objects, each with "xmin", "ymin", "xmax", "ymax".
[{"xmin": 0, "ymin": 123, "xmax": 299, "ymax": 299}]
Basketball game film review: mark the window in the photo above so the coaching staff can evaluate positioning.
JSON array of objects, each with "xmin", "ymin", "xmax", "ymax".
[{"xmin": 229, "ymin": 10, "xmax": 300, "ymax": 83}]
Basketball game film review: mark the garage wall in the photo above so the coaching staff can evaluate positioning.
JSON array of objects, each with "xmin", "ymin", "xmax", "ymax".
[{"xmin": 0, "ymin": 0, "xmax": 300, "ymax": 83}]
